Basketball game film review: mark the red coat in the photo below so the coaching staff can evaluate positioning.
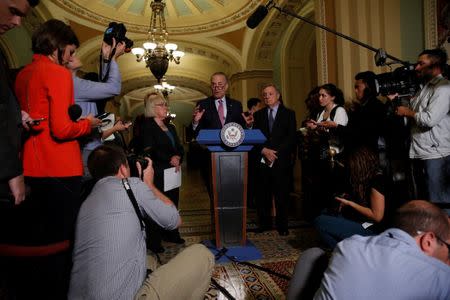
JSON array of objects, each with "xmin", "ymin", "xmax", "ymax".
[{"xmin": 15, "ymin": 54, "xmax": 91, "ymax": 177}]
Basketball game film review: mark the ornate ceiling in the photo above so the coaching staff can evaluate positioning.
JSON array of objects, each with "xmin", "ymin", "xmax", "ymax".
[
  {"xmin": 7, "ymin": 0, "xmax": 315, "ymax": 122},
  {"xmin": 51, "ymin": 0, "xmax": 259, "ymax": 35}
]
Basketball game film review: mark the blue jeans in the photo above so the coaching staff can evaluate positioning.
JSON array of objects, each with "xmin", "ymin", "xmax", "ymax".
[
  {"xmin": 314, "ymin": 214, "xmax": 375, "ymax": 249},
  {"xmin": 423, "ymin": 156, "xmax": 450, "ymax": 204}
]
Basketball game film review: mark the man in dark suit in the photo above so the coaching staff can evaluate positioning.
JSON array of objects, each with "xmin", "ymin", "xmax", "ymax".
[
  {"xmin": 244, "ymin": 84, "xmax": 297, "ymax": 236},
  {"xmin": 191, "ymin": 71, "xmax": 244, "ymax": 136},
  {"xmin": 191, "ymin": 72, "xmax": 245, "ymax": 197},
  {"xmin": 0, "ymin": 0, "xmax": 39, "ymax": 205}
]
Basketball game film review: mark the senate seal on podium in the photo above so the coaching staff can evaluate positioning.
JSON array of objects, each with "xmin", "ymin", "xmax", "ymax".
[{"xmin": 220, "ymin": 122, "xmax": 245, "ymax": 148}]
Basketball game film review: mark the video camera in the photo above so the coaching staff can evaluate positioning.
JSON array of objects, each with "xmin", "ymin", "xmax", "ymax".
[
  {"xmin": 103, "ymin": 22, "xmax": 134, "ymax": 53},
  {"xmin": 375, "ymin": 64, "xmax": 421, "ymax": 97}
]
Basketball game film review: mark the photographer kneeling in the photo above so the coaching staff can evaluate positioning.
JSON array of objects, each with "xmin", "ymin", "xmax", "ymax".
[{"xmin": 68, "ymin": 145, "xmax": 214, "ymax": 300}]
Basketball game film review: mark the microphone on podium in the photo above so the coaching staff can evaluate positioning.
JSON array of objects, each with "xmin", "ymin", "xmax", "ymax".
[{"xmin": 246, "ymin": 0, "xmax": 274, "ymax": 29}]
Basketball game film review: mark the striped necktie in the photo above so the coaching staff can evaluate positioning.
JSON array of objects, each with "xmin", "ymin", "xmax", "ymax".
[
  {"xmin": 218, "ymin": 99, "xmax": 225, "ymax": 126},
  {"xmin": 268, "ymin": 108, "xmax": 274, "ymax": 132}
]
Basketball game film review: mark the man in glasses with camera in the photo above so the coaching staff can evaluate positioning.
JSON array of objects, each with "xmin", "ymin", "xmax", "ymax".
[{"xmin": 69, "ymin": 145, "xmax": 214, "ymax": 300}]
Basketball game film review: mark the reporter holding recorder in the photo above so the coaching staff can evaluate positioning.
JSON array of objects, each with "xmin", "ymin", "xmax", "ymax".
[{"xmin": 14, "ymin": 19, "xmax": 101, "ymax": 297}]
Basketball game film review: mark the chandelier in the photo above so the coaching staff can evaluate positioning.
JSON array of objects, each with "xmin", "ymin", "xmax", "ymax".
[
  {"xmin": 154, "ymin": 77, "xmax": 175, "ymax": 98},
  {"xmin": 131, "ymin": 0, "xmax": 184, "ymax": 82}
]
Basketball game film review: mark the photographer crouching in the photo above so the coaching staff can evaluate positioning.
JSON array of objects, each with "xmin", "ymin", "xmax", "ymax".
[{"xmin": 68, "ymin": 145, "xmax": 214, "ymax": 300}]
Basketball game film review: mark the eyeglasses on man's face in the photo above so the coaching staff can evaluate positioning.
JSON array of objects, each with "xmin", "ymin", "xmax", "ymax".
[
  {"xmin": 436, "ymin": 235, "xmax": 450, "ymax": 257},
  {"xmin": 417, "ymin": 231, "xmax": 450, "ymax": 258}
]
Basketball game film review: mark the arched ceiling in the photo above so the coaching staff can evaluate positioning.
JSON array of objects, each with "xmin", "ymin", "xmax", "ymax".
[
  {"xmin": 20, "ymin": 0, "xmax": 315, "ymax": 121},
  {"xmin": 50, "ymin": 0, "xmax": 259, "ymax": 35}
]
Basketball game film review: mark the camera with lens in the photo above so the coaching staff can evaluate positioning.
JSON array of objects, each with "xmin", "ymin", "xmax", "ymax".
[
  {"xmin": 127, "ymin": 149, "xmax": 152, "ymax": 177},
  {"xmin": 103, "ymin": 22, "xmax": 134, "ymax": 52},
  {"xmin": 375, "ymin": 64, "xmax": 420, "ymax": 97}
]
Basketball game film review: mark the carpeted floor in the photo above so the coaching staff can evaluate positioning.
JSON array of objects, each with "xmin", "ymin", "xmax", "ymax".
[
  {"xmin": 153, "ymin": 228, "xmax": 319, "ymax": 300},
  {"xmin": 152, "ymin": 163, "xmax": 320, "ymax": 299}
]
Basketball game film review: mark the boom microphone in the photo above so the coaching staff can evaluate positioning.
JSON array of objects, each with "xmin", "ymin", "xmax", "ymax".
[
  {"xmin": 68, "ymin": 104, "xmax": 82, "ymax": 121},
  {"xmin": 246, "ymin": 1, "xmax": 274, "ymax": 29}
]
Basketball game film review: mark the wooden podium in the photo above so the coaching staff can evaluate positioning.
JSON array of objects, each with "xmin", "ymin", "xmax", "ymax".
[{"xmin": 197, "ymin": 128, "xmax": 266, "ymax": 247}]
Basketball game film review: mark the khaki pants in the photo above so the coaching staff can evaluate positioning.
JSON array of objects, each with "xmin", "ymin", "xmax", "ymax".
[{"xmin": 135, "ymin": 244, "xmax": 215, "ymax": 300}]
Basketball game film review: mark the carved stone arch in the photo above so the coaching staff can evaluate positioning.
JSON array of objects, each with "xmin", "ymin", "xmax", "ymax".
[
  {"xmin": 244, "ymin": 0, "xmax": 312, "ymax": 70},
  {"xmin": 281, "ymin": 9, "xmax": 317, "ymax": 121}
]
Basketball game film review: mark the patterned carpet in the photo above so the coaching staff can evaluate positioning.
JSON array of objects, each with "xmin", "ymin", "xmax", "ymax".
[
  {"xmin": 153, "ymin": 163, "xmax": 320, "ymax": 299},
  {"xmin": 153, "ymin": 228, "xmax": 319, "ymax": 300}
]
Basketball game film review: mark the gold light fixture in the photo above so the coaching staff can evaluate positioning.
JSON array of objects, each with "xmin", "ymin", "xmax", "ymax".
[
  {"xmin": 131, "ymin": 0, "xmax": 184, "ymax": 82},
  {"xmin": 154, "ymin": 77, "xmax": 175, "ymax": 98}
]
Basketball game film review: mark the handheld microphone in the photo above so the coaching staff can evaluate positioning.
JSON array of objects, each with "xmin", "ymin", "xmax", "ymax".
[
  {"xmin": 246, "ymin": 0, "xmax": 274, "ymax": 29},
  {"xmin": 68, "ymin": 104, "xmax": 82, "ymax": 121}
]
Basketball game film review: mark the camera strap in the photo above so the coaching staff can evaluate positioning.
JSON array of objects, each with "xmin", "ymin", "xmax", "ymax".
[
  {"xmin": 99, "ymin": 53, "xmax": 112, "ymax": 82},
  {"xmin": 121, "ymin": 178, "xmax": 146, "ymax": 231}
]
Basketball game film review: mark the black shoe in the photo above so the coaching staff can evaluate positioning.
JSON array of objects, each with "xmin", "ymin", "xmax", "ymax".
[
  {"xmin": 277, "ymin": 229, "xmax": 289, "ymax": 236},
  {"xmin": 148, "ymin": 244, "xmax": 165, "ymax": 253},
  {"xmin": 166, "ymin": 237, "xmax": 185, "ymax": 244}
]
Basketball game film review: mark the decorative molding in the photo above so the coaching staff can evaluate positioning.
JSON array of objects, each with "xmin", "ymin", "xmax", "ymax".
[
  {"xmin": 229, "ymin": 69, "xmax": 274, "ymax": 82},
  {"xmin": 52, "ymin": 0, "xmax": 258, "ymax": 35},
  {"xmin": 23, "ymin": 8, "xmax": 45, "ymax": 33},
  {"xmin": 424, "ymin": 0, "xmax": 438, "ymax": 48}
]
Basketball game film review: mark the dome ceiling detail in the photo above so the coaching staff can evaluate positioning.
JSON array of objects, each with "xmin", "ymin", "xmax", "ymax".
[{"xmin": 52, "ymin": 0, "xmax": 260, "ymax": 35}]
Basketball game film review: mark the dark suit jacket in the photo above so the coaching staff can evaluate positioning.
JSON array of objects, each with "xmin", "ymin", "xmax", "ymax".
[
  {"xmin": 134, "ymin": 118, "xmax": 184, "ymax": 187},
  {"xmin": 253, "ymin": 104, "xmax": 297, "ymax": 170},
  {"xmin": 0, "ymin": 50, "xmax": 22, "ymax": 197},
  {"xmin": 193, "ymin": 96, "xmax": 244, "ymax": 137}
]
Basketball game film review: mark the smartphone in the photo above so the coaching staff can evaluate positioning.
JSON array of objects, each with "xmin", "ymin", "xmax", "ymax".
[
  {"xmin": 96, "ymin": 112, "xmax": 111, "ymax": 120},
  {"xmin": 27, "ymin": 117, "xmax": 46, "ymax": 126}
]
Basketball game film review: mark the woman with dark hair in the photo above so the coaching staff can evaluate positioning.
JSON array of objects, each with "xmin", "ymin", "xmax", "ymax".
[
  {"xmin": 304, "ymin": 83, "xmax": 348, "ymax": 216},
  {"xmin": 306, "ymin": 83, "xmax": 348, "ymax": 156},
  {"xmin": 134, "ymin": 92, "xmax": 185, "ymax": 252},
  {"xmin": 14, "ymin": 19, "xmax": 100, "ymax": 296},
  {"xmin": 314, "ymin": 147, "xmax": 386, "ymax": 249}
]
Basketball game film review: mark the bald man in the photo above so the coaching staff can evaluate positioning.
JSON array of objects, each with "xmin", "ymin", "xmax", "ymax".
[
  {"xmin": 313, "ymin": 200, "xmax": 450, "ymax": 299},
  {"xmin": 288, "ymin": 200, "xmax": 450, "ymax": 299}
]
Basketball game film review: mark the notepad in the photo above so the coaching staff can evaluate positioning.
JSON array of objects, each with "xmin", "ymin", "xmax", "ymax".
[{"xmin": 163, "ymin": 167, "xmax": 182, "ymax": 191}]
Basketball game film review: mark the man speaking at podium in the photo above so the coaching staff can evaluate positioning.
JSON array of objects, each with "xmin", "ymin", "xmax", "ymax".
[
  {"xmin": 191, "ymin": 72, "xmax": 245, "ymax": 135},
  {"xmin": 190, "ymin": 72, "xmax": 245, "ymax": 197}
]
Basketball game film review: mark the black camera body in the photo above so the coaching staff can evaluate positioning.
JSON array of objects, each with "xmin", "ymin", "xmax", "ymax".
[
  {"xmin": 375, "ymin": 65, "xmax": 420, "ymax": 97},
  {"xmin": 127, "ymin": 150, "xmax": 152, "ymax": 177},
  {"xmin": 103, "ymin": 22, "xmax": 134, "ymax": 51}
]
